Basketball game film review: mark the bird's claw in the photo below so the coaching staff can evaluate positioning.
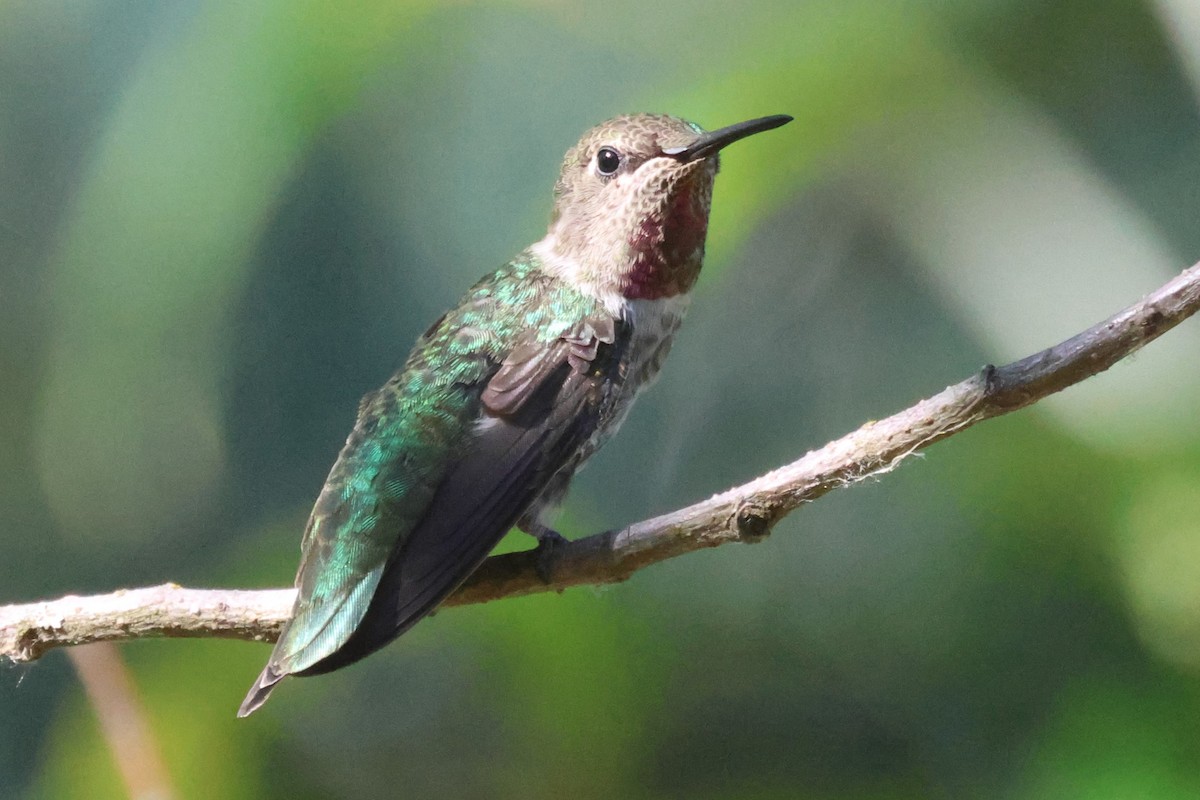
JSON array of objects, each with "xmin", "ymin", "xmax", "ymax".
[{"xmin": 532, "ymin": 528, "xmax": 568, "ymax": 584}]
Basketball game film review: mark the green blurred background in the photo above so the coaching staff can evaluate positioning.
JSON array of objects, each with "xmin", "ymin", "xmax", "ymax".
[{"xmin": 4, "ymin": 0, "xmax": 1200, "ymax": 797}]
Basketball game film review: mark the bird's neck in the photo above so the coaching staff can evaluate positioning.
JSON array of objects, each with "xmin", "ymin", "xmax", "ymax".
[
  {"xmin": 621, "ymin": 185, "xmax": 708, "ymax": 302},
  {"xmin": 532, "ymin": 197, "xmax": 708, "ymax": 316}
]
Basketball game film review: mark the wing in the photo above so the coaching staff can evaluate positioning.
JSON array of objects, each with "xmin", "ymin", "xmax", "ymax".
[
  {"xmin": 481, "ymin": 315, "xmax": 616, "ymax": 415},
  {"xmin": 298, "ymin": 312, "xmax": 623, "ymax": 675},
  {"xmin": 239, "ymin": 278, "xmax": 623, "ymax": 715}
]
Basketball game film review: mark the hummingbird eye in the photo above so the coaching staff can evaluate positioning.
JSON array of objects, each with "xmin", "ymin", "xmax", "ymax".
[{"xmin": 595, "ymin": 147, "xmax": 622, "ymax": 176}]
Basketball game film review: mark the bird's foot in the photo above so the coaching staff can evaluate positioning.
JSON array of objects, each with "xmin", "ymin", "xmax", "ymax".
[{"xmin": 523, "ymin": 523, "xmax": 569, "ymax": 584}]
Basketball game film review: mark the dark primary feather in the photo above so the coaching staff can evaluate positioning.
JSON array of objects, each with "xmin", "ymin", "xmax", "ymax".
[{"xmin": 239, "ymin": 258, "xmax": 627, "ymax": 716}]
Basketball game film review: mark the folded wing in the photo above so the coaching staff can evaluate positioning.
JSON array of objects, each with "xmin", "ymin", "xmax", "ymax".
[{"xmin": 238, "ymin": 309, "xmax": 623, "ymax": 716}]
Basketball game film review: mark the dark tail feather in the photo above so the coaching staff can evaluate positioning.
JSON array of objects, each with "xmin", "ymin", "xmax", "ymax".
[{"xmin": 237, "ymin": 664, "xmax": 285, "ymax": 718}]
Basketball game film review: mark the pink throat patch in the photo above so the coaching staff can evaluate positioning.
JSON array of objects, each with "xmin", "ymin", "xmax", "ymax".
[{"xmin": 622, "ymin": 182, "xmax": 708, "ymax": 300}]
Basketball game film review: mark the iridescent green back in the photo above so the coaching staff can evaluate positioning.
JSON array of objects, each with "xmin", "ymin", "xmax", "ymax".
[{"xmin": 267, "ymin": 255, "xmax": 603, "ymax": 676}]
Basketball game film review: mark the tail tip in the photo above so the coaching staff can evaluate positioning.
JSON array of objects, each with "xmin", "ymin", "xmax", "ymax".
[{"xmin": 237, "ymin": 665, "xmax": 285, "ymax": 718}]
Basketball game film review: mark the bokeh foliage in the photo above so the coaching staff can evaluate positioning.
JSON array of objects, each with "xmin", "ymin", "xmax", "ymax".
[{"xmin": 3, "ymin": 1, "xmax": 1200, "ymax": 797}]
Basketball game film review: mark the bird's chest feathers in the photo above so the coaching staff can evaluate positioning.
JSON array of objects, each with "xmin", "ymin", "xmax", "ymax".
[
  {"xmin": 568, "ymin": 295, "xmax": 688, "ymax": 464},
  {"xmin": 619, "ymin": 295, "xmax": 689, "ymax": 393}
]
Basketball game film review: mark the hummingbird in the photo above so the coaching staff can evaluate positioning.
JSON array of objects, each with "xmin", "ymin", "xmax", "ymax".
[{"xmin": 238, "ymin": 112, "xmax": 792, "ymax": 717}]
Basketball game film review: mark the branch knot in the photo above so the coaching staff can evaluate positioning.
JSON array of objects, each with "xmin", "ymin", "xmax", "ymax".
[{"xmin": 735, "ymin": 503, "xmax": 775, "ymax": 544}]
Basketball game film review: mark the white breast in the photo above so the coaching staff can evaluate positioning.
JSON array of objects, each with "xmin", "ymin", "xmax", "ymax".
[
  {"xmin": 586, "ymin": 293, "xmax": 691, "ymax": 451},
  {"xmin": 622, "ymin": 294, "xmax": 691, "ymax": 391}
]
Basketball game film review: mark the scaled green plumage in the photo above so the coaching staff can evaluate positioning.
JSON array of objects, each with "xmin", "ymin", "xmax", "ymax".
[{"xmin": 240, "ymin": 256, "xmax": 608, "ymax": 713}]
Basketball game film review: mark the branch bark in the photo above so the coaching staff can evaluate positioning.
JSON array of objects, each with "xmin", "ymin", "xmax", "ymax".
[{"xmin": 4, "ymin": 262, "xmax": 1200, "ymax": 663}]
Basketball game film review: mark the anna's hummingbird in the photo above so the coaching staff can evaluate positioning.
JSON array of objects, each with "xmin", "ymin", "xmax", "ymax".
[{"xmin": 238, "ymin": 112, "xmax": 792, "ymax": 717}]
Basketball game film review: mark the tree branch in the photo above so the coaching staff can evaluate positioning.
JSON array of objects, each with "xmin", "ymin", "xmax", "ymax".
[{"xmin": 5, "ymin": 262, "xmax": 1200, "ymax": 663}]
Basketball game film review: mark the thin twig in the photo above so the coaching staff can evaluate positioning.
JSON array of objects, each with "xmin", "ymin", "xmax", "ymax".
[{"xmin": 3, "ymin": 262, "xmax": 1199, "ymax": 663}]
